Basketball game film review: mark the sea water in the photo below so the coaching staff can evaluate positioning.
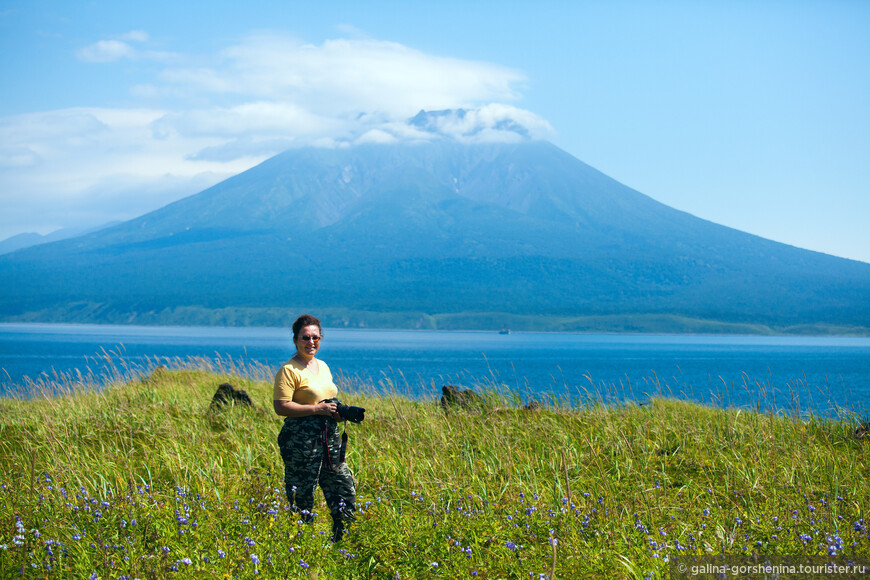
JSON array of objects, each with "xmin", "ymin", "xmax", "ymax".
[{"xmin": 1, "ymin": 323, "xmax": 869, "ymax": 417}]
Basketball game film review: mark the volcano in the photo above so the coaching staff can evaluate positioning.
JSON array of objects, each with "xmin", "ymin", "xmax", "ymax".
[{"xmin": 2, "ymin": 136, "xmax": 868, "ymax": 333}]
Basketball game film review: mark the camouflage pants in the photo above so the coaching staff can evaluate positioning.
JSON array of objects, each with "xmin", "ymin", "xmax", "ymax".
[{"xmin": 277, "ymin": 415, "xmax": 356, "ymax": 525}]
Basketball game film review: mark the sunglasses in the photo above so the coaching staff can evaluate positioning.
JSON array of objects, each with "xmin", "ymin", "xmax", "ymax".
[{"xmin": 300, "ymin": 335, "xmax": 321, "ymax": 342}]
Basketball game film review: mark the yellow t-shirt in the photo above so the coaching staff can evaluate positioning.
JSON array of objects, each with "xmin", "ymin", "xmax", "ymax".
[{"xmin": 273, "ymin": 358, "xmax": 338, "ymax": 406}]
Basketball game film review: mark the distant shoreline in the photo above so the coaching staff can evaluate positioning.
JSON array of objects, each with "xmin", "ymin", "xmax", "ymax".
[{"xmin": 2, "ymin": 305, "xmax": 869, "ymax": 337}]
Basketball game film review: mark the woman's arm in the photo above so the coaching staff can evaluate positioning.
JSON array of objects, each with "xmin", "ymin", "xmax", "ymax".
[{"xmin": 273, "ymin": 399, "xmax": 338, "ymax": 419}]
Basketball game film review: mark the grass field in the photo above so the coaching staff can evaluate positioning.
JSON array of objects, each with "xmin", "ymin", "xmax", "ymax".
[{"xmin": 1, "ymin": 359, "xmax": 869, "ymax": 579}]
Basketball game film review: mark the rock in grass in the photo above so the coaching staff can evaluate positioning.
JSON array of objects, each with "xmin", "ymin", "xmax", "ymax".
[
  {"xmin": 210, "ymin": 382, "xmax": 254, "ymax": 411},
  {"xmin": 440, "ymin": 385, "xmax": 484, "ymax": 411},
  {"xmin": 440, "ymin": 385, "xmax": 542, "ymax": 413},
  {"xmin": 522, "ymin": 400, "xmax": 541, "ymax": 412}
]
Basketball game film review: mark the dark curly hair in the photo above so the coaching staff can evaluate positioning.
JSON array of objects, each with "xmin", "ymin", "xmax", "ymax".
[{"xmin": 292, "ymin": 314, "xmax": 322, "ymax": 341}]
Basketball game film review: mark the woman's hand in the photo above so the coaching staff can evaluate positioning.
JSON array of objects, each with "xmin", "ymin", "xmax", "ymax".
[{"xmin": 314, "ymin": 400, "xmax": 339, "ymax": 419}]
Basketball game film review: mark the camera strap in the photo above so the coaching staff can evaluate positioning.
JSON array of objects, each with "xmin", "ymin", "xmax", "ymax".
[
  {"xmin": 339, "ymin": 428, "xmax": 348, "ymax": 465},
  {"xmin": 321, "ymin": 419, "xmax": 349, "ymax": 471}
]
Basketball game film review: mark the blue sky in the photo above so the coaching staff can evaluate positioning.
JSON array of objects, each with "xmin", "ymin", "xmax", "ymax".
[{"xmin": 1, "ymin": 0, "xmax": 868, "ymax": 262}]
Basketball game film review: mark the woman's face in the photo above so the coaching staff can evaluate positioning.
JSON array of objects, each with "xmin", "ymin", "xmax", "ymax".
[{"xmin": 294, "ymin": 324, "xmax": 322, "ymax": 359}]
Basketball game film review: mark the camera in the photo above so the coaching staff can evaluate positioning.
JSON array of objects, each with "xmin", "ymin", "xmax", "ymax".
[
  {"xmin": 336, "ymin": 402, "xmax": 365, "ymax": 423},
  {"xmin": 323, "ymin": 398, "xmax": 365, "ymax": 423}
]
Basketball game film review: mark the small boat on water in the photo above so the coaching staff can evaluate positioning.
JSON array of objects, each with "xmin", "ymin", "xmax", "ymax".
[{"xmin": 498, "ymin": 328, "xmax": 511, "ymax": 335}]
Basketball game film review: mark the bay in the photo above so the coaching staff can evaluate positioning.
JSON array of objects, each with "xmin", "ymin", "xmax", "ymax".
[{"xmin": 1, "ymin": 322, "xmax": 869, "ymax": 418}]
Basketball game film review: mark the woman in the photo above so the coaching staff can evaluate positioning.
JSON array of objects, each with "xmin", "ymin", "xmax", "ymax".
[{"xmin": 273, "ymin": 314, "xmax": 356, "ymax": 542}]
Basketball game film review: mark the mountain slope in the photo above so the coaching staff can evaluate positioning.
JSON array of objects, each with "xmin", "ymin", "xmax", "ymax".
[{"xmin": 1, "ymin": 139, "xmax": 868, "ymax": 333}]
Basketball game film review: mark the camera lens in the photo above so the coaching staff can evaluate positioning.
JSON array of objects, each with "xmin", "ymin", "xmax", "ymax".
[{"xmin": 336, "ymin": 403, "xmax": 365, "ymax": 423}]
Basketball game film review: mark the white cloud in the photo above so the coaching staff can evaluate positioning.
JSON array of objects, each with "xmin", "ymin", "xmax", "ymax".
[
  {"xmin": 356, "ymin": 129, "xmax": 400, "ymax": 145},
  {"xmin": 77, "ymin": 31, "xmax": 175, "ymax": 63},
  {"xmin": 154, "ymin": 101, "xmax": 344, "ymax": 140},
  {"xmin": 161, "ymin": 34, "xmax": 526, "ymax": 116},
  {"xmin": 144, "ymin": 34, "xmax": 548, "ymax": 149},
  {"xmin": 0, "ymin": 107, "xmax": 253, "ymax": 238},
  {"xmin": 120, "ymin": 30, "xmax": 149, "ymax": 43},
  {"xmin": 1, "ymin": 32, "xmax": 551, "ymax": 241},
  {"xmin": 77, "ymin": 40, "xmax": 136, "ymax": 63}
]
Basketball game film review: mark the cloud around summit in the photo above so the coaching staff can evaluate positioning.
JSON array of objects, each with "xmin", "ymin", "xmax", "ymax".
[{"xmin": 141, "ymin": 33, "xmax": 550, "ymax": 151}]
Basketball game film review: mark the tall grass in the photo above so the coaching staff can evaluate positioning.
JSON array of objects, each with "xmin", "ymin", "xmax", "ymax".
[{"xmin": 1, "ymin": 359, "xmax": 869, "ymax": 578}]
